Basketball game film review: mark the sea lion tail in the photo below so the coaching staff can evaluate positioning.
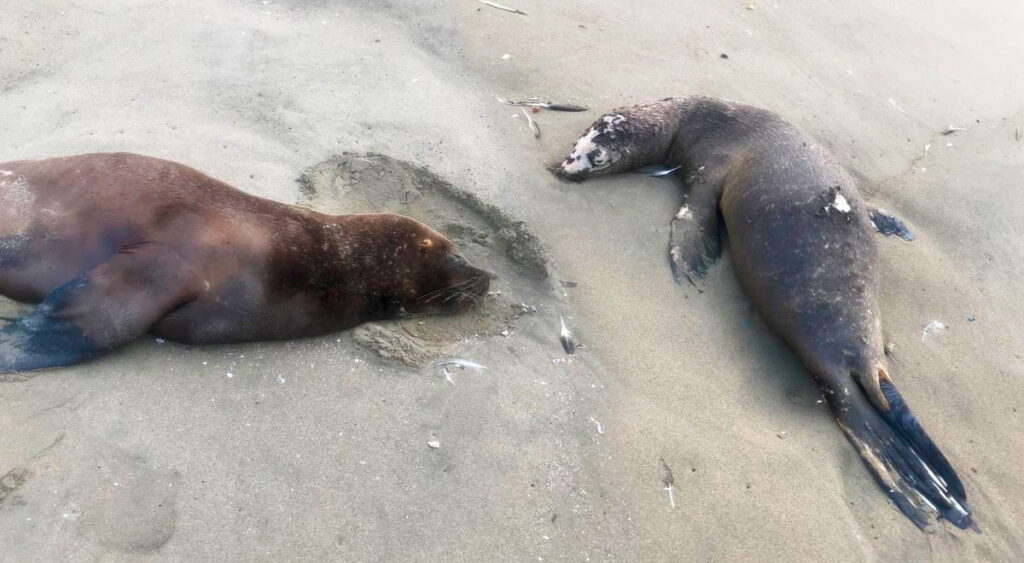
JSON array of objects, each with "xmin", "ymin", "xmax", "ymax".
[{"xmin": 826, "ymin": 380, "xmax": 976, "ymax": 531}]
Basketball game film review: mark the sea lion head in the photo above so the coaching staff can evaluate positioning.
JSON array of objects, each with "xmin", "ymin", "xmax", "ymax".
[
  {"xmin": 552, "ymin": 113, "xmax": 633, "ymax": 181},
  {"xmin": 356, "ymin": 214, "xmax": 491, "ymax": 317},
  {"xmin": 551, "ymin": 98, "xmax": 689, "ymax": 182}
]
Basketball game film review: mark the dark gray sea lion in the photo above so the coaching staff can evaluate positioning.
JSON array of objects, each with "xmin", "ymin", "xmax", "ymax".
[
  {"xmin": 552, "ymin": 97, "xmax": 973, "ymax": 530},
  {"xmin": 0, "ymin": 153, "xmax": 489, "ymax": 372}
]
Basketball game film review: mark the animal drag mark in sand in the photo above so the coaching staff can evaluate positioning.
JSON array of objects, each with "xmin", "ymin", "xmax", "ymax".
[
  {"xmin": 0, "ymin": 153, "xmax": 489, "ymax": 373},
  {"xmin": 552, "ymin": 96, "xmax": 975, "ymax": 531}
]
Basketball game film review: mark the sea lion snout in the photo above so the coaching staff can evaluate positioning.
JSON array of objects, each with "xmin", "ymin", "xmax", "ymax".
[
  {"xmin": 549, "ymin": 150, "xmax": 608, "ymax": 182},
  {"xmin": 552, "ymin": 113, "xmax": 640, "ymax": 181},
  {"xmin": 559, "ymin": 144, "xmax": 614, "ymax": 178},
  {"xmin": 547, "ymin": 161, "xmax": 585, "ymax": 182},
  {"xmin": 447, "ymin": 253, "xmax": 491, "ymax": 305},
  {"xmin": 408, "ymin": 251, "xmax": 490, "ymax": 313},
  {"xmin": 451, "ymin": 252, "xmax": 497, "ymax": 281}
]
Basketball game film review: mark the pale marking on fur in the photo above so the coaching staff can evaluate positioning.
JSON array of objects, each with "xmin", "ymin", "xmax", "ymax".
[
  {"xmin": 910, "ymin": 449, "xmax": 969, "ymax": 519},
  {"xmin": 824, "ymin": 193, "xmax": 851, "ymax": 214},
  {"xmin": 837, "ymin": 421, "xmax": 900, "ymax": 490},
  {"xmin": 910, "ymin": 450, "xmax": 950, "ymax": 500},
  {"xmin": 914, "ymin": 489, "xmax": 939, "ymax": 512},
  {"xmin": 561, "ymin": 114, "xmax": 627, "ymax": 175}
]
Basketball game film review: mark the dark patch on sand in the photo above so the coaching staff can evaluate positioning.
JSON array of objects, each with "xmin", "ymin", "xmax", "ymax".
[{"xmin": 0, "ymin": 468, "xmax": 31, "ymax": 505}]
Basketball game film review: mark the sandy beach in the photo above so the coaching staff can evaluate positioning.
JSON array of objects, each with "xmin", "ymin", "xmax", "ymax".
[{"xmin": 2, "ymin": 0, "xmax": 1023, "ymax": 560}]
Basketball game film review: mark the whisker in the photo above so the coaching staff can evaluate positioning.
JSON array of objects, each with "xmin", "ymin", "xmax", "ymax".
[
  {"xmin": 419, "ymin": 286, "xmax": 459, "ymax": 301},
  {"xmin": 427, "ymin": 285, "xmax": 466, "ymax": 303},
  {"xmin": 419, "ymin": 286, "xmax": 454, "ymax": 300},
  {"xmin": 418, "ymin": 278, "xmax": 479, "ymax": 303},
  {"xmin": 425, "ymin": 289, "xmax": 461, "ymax": 304},
  {"xmin": 446, "ymin": 287, "xmax": 483, "ymax": 304},
  {"xmin": 426, "ymin": 278, "xmax": 475, "ymax": 297}
]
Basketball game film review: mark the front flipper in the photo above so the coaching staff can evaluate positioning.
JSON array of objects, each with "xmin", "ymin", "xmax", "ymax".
[
  {"xmin": 0, "ymin": 244, "xmax": 198, "ymax": 373},
  {"xmin": 868, "ymin": 207, "xmax": 914, "ymax": 241},
  {"xmin": 669, "ymin": 186, "xmax": 723, "ymax": 290}
]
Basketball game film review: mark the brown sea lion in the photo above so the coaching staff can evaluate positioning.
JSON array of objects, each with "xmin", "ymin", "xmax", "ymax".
[
  {"xmin": 0, "ymin": 152, "xmax": 489, "ymax": 372},
  {"xmin": 552, "ymin": 97, "xmax": 973, "ymax": 530}
]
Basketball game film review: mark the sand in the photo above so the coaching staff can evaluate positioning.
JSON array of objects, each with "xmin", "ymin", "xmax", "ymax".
[{"xmin": 1, "ymin": 0, "xmax": 1022, "ymax": 560}]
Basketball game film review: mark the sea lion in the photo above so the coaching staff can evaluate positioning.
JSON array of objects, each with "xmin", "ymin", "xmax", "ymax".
[
  {"xmin": 0, "ymin": 152, "xmax": 489, "ymax": 372},
  {"xmin": 552, "ymin": 97, "xmax": 974, "ymax": 530}
]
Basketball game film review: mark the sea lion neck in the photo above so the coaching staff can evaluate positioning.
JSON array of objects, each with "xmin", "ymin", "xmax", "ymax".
[{"xmin": 670, "ymin": 96, "xmax": 800, "ymax": 160}]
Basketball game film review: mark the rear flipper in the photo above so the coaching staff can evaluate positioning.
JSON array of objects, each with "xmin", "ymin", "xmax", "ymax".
[
  {"xmin": 826, "ymin": 379, "xmax": 975, "ymax": 530},
  {"xmin": 0, "ymin": 277, "xmax": 102, "ymax": 371},
  {"xmin": 0, "ymin": 244, "xmax": 197, "ymax": 373},
  {"xmin": 868, "ymin": 207, "xmax": 914, "ymax": 241},
  {"xmin": 668, "ymin": 186, "xmax": 722, "ymax": 290}
]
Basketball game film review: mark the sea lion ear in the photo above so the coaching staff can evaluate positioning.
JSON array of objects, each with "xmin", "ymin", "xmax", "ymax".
[{"xmin": 418, "ymin": 238, "xmax": 434, "ymax": 252}]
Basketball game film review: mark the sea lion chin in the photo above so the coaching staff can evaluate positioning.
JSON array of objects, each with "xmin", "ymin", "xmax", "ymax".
[{"xmin": 0, "ymin": 152, "xmax": 489, "ymax": 372}]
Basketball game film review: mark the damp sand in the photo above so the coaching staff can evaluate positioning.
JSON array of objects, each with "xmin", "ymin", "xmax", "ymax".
[{"xmin": 2, "ymin": 1, "xmax": 1023, "ymax": 561}]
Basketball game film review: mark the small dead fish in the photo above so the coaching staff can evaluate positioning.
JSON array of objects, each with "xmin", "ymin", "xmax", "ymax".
[
  {"xmin": 436, "ymin": 359, "xmax": 487, "ymax": 385},
  {"xmin": 941, "ymin": 126, "xmax": 966, "ymax": 135},
  {"xmin": 521, "ymin": 108, "xmax": 541, "ymax": 138},
  {"xmin": 436, "ymin": 358, "xmax": 488, "ymax": 371},
  {"xmin": 476, "ymin": 0, "xmax": 526, "ymax": 15},
  {"xmin": 559, "ymin": 316, "xmax": 576, "ymax": 355},
  {"xmin": 635, "ymin": 164, "xmax": 682, "ymax": 177},
  {"xmin": 497, "ymin": 98, "xmax": 588, "ymax": 112}
]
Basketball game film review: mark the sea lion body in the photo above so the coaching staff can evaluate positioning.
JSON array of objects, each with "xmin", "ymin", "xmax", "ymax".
[
  {"xmin": 0, "ymin": 153, "xmax": 488, "ymax": 369},
  {"xmin": 554, "ymin": 97, "xmax": 973, "ymax": 530}
]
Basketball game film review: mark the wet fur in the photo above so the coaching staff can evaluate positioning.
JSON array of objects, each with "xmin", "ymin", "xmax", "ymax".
[
  {"xmin": 553, "ymin": 97, "xmax": 973, "ymax": 530},
  {"xmin": 0, "ymin": 153, "xmax": 488, "ymax": 370}
]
